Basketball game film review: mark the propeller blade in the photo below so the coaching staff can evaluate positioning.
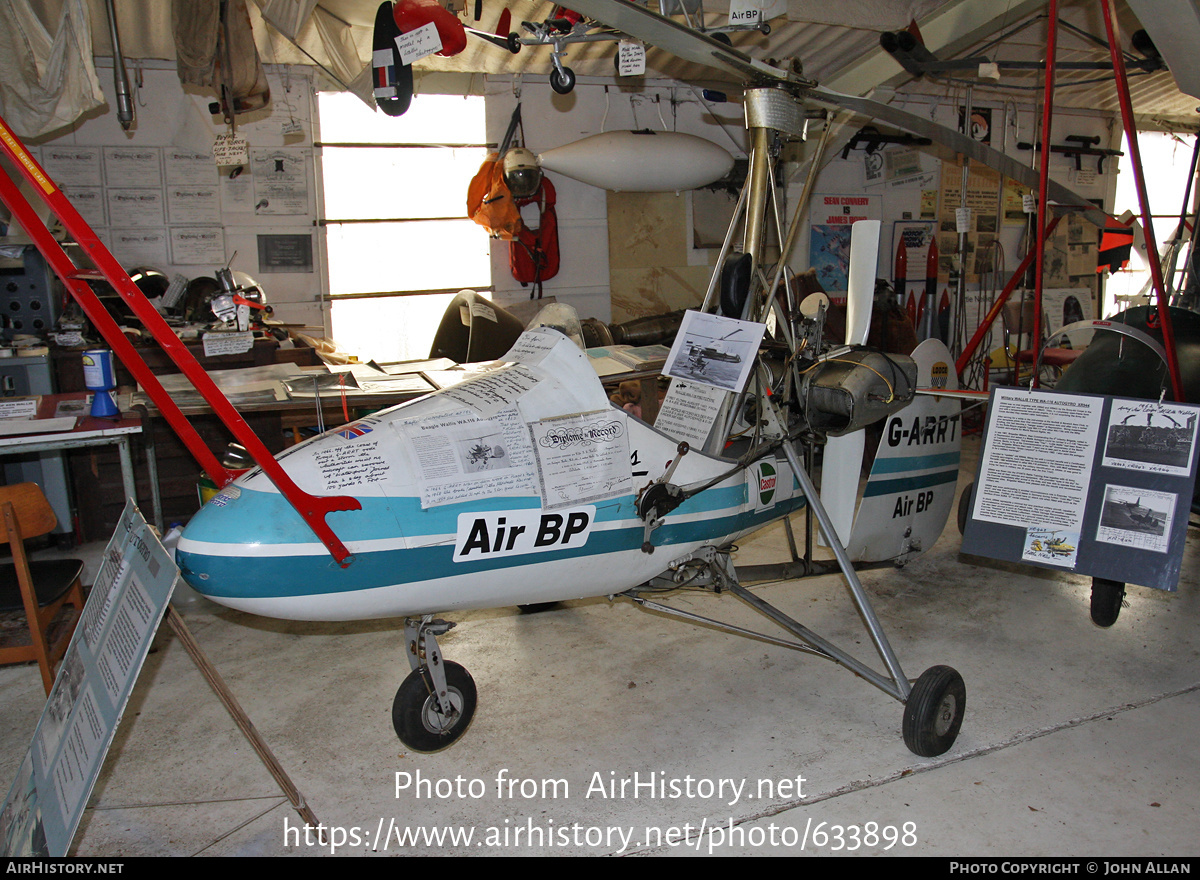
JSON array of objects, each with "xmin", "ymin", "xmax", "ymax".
[
  {"xmin": 820, "ymin": 219, "xmax": 879, "ymax": 546},
  {"xmin": 844, "ymin": 219, "xmax": 879, "ymax": 346}
]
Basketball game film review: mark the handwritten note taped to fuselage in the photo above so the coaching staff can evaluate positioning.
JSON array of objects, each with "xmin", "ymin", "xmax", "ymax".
[
  {"xmin": 314, "ymin": 439, "xmax": 392, "ymax": 492},
  {"xmin": 441, "ymin": 365, "xmax": 541, "ymax": 418}
]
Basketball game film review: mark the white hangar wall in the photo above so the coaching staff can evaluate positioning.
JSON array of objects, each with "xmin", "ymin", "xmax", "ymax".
[{"xmin": 14, "ymin": 58, "xmax": 1122, "ymax": 353}]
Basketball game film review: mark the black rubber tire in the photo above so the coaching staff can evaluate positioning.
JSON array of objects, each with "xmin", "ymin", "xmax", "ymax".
[
  {"xmin": 957, "ymin": 481, "xmax": 974, "ymax": 536},
  {"xmin": 392, "ymin": 661, "xmax": 477, "ymax": 752},
  {"xmin": 550, "ymin": 67, "xmax": 576, "ymax": 94},
  {"xmin": 711, "ymin": 32, "xmax": 732, "ymax": 46},
  {"xmin": 518, "ymin": 602, "xmax": 559, "ymax": 613},
  {"xmin": 903, "ymin": 665, "xmax": 966, "ymax": 757},
  {"xmin": 1090, "ymin": 578, "xmax": 1126, "ymax": 627}
]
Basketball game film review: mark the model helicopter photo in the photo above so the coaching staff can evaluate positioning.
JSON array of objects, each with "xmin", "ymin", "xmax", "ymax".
[
  {"xmin": 1044, "ymin": 535, "xmax": 1077, "ymax": 556},
  {"xmin": 683, "ymin": 327, "xmax": 744, "ymax": 375}
]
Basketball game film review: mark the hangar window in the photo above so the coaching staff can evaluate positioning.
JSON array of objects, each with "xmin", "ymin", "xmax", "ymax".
[
  {"xmin": 1107, "ymin": 130, "xmax": 1197, "ymax": 314},
  {"xmin": 317, "ymin": 91, "xmax": 492, "ymax": 362}
]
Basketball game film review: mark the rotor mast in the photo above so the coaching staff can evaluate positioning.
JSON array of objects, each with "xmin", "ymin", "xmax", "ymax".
[{"xmin": 740, "ymin": 86, "xmax": 809, "ymax": 323}]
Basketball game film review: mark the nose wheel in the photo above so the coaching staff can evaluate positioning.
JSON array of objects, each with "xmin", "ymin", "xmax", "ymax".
[
  {"xmin": 394, "ymin": 617, "xmax": 477, "ymax": 752},
  {"xmin": 902, "ymin": 665, "xmax": 966, "ymax": 757}
]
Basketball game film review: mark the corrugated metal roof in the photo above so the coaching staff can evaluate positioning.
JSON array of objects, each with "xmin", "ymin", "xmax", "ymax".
[{"xmin": 42, "ymin": 0, "xmax": 1200, "ymax": 127}]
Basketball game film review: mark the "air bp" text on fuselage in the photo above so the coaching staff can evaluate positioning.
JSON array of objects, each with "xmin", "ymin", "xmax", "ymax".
[{"xmin": 454, "ymin": 507, "xmax": 596, "ymax": 562}]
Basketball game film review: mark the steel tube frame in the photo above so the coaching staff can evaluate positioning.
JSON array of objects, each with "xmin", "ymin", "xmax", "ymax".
[{"xmin": 1100, "ymin": 0, "xmax": 1184, "ymax": 401}]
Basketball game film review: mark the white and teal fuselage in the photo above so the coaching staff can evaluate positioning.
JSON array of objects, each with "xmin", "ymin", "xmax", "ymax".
[{"xmin": 175, "ymin": 332, "xmax": 806, "ymax": 621}]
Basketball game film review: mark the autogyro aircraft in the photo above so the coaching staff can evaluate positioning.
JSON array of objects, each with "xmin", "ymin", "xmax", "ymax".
[
  {"xmin": 0, "ymin": 0, "xmax": 1112, "ymax": 767},
  {"xmin": 175, "ymin": 0, "xmax": 1114, "ymax": 762},
  {"xmin": 1, "ymin": 1, "xmax": 1107, "ymax": 763},
  {"xmin": 175, "ymin": 37, "xmax": 988, "ymax": 761}
]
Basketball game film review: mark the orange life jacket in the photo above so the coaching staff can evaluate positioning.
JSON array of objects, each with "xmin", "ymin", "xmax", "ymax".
[{"xmin": 466, "ymin": 153, "xmax": 524, "ymax": 241}]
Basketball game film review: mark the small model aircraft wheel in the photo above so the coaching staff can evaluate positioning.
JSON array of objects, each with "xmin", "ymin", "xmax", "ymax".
[
  {"xmin": 1090, "ymin": 578, "xmax": 1126, "ymax": 628},
  {"xmin": 392, "ymin": 661, "xmax": 477, "ymax": 752},
  {"xmin": 711, "ymin": 32, "xmax": 732, "ymax": 46},
  {"xmin": 550, "ymin": 67, "xmax": 576, "ymax": 94},
  {"xmin": 759, "ymin": 23, "xmax": 772, "ymax": 36},
  {"xmin": 506, "ymin": 32, "xmax": 522, "ymax": 53},
  {"xmin": 902, "ymin": 665, "xmax": 965, "ymax": 757}
]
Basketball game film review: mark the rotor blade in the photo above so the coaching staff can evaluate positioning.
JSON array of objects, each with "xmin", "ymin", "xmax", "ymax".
[
  {"xmin": 807, "ymin": 86, "xmax": 1104, "ymax": 227},
  {"xmin": 564, "ymin": 0, "xmax": 1104, "ymax": 226}
]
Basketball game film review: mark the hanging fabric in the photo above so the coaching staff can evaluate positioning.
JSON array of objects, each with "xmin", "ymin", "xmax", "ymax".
[
  {"xmin": 173, "ymin": 0, "xmax": 271, "ymax": 121},
  {"xmin": 0, "ymin": 0, "xmax": 105, "ymax": 139},
  {"xmin": 467, "ymin": 105, "xmax": 528, "ymax": 239}
]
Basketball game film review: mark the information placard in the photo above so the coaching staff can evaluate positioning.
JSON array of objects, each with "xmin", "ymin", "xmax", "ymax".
[
  {"xmin": 961, "ymin": 388, "xmax": 1199, "ymax": 591},
  {"xmin": 0, "ymin": 503, "xmax": 178, "ymax": 856}
]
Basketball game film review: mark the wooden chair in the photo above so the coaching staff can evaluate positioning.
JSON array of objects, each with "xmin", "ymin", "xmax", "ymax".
[{"xmin": 0, "ymin": 483, "xmax": 85, "ymax": 694}]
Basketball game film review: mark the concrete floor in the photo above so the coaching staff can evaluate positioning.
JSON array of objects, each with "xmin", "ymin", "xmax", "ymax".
[{"xmin": 1, "ymin": 437, "xmax": 1198, "ymax": 857}]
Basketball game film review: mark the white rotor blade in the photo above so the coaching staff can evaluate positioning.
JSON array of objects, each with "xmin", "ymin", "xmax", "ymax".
[{"xmin": 820, "ymin": 219, "xmax": 880, "ymax": 546}]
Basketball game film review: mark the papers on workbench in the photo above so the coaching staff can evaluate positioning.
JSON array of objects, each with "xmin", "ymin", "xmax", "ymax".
[
  {"xmin": 0, "ymin": 396, "xmax": 40, "ymax": 419},
  {"xmin": 0, "ymin": 396, "xmax": 76, "ymax": 436},
  {"xmin": 380, "ymin": 357, "xmax": 455, "ymax": 375},
  {"xmin": 141, "ymin": 364, "xmax": 300, "ymax": 406},
  {"xmin": 0, "ymin": 417, "xmax": 77, "ymax": 436},
  {"xmin": 586, "ymin": 345, "xmax": 670, "ymax": 377},
  {"xmin": 134, "ymin": 361, "xmax": 444, "ymax": 408},
  {"xmin": 283, "ymin": 363, "xmax": 435, "ymax": 397}
]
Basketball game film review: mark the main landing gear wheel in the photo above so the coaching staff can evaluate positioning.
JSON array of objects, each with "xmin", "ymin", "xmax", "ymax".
[
  {"xmin": 550, "ymin": 66, "xmax": 576, "ymax": 94},
  {"xmin": 902, "ymin": 665, "xmax": 965, "ymax": 757},
  {"xmin": 393, "ymin": 661, "xmax": 477, "ymax": 752},
  {"xmin": 1090, "ymin": 578, "xmax": 1126, "ymax": 628},
  {"xmin": 957, "ymin": 481, "xmax": 974, "ymax": 536}
]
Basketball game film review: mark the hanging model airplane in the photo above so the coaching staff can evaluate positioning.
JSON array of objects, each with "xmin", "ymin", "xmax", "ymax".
[{"xmin": 465, "ymin": 2, "xmax": 772, "ymax": 94}]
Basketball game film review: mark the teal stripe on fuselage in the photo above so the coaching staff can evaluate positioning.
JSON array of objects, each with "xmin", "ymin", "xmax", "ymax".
[
  {"xmin": 178, "ymin": 493, "xmax": 806, "ymax": 600},
  {"xmin": 869, "ymin": 451, "xmax": 961, "ymax": 474},
  {"xmin": 191, "ymin": 479, "xmax": 751, "ymax": 546},
  {"xmin": 862, "ymin": 468, "xmax": 960, "ymax": 498}
]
